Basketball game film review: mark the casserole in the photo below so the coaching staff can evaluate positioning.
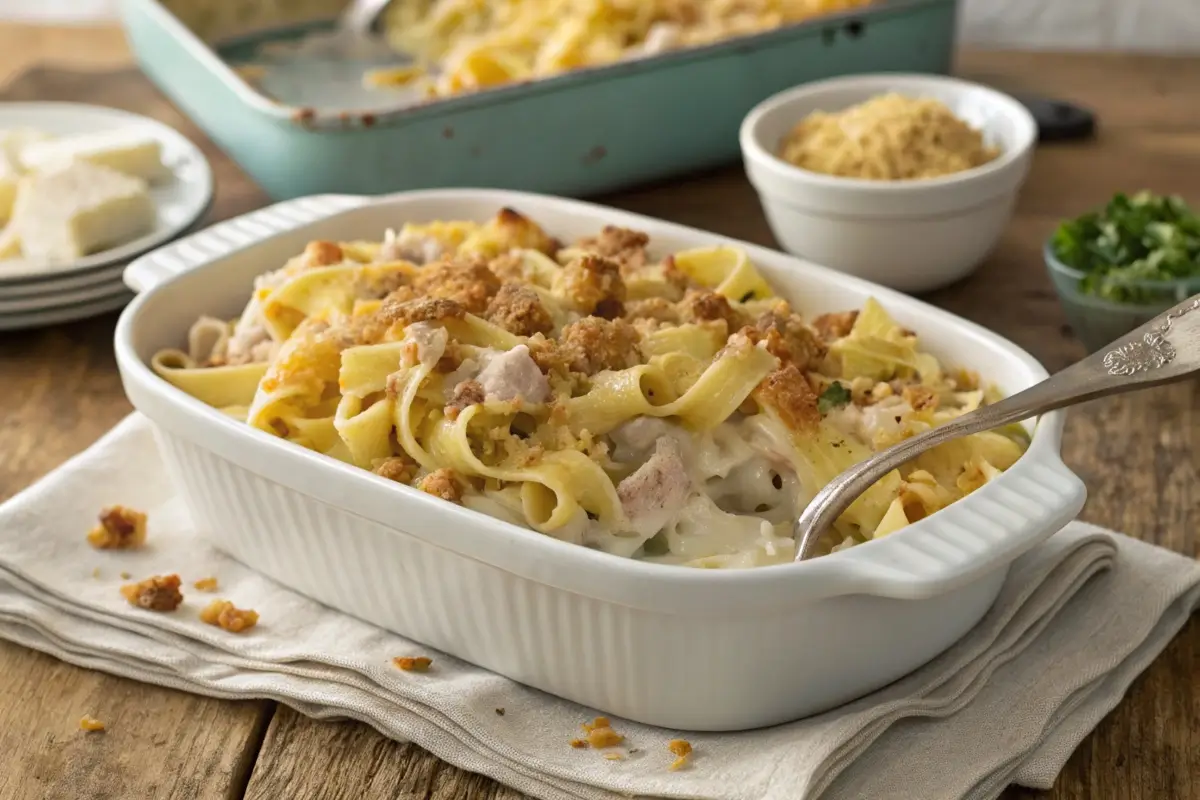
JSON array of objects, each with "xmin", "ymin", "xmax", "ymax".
[
  {"xmin": 115, "ymin": 190, "xmax": 1086, "ymax": 731},
  {"xmin": 119, "ymin": 0, "xmax": 959, "ymax": 201}
]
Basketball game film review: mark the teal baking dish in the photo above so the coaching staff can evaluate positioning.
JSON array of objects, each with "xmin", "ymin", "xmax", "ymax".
[{"xmin": 119, "ymin": 0, "xmax": 959, "ymax": 201}]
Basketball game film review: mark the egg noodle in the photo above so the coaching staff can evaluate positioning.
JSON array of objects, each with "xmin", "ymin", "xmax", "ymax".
[
  {"xmin": 155, "ymin": 208, "xmax": 1028, "ymax": 568},
  {"xmin": 375, "ymin": 0, "xmax": 875, "ymax": 97}
]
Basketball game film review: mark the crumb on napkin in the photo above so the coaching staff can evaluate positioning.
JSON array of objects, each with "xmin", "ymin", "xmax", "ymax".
[
  {"xmin": 79, "ymin": 715, "xmax": 105, "ymax": 732},
  {"xmin": 119, "ymin": 574, "xmax": 182, "ymax": 611},
  {"xmin": 193, "ymin": 577, "xmax": 219, "ymax": 592},
  {"xmin": 578, "ymin": 716, "xmax": 624, "ymax": 748},
  {"xmin": 87, "ymin": 505, "xmax": 147, "ymax": 550},
  {"xmin": 393, "ymin": 656, "xmax": 432, "ymax": 672},
  {"xmin": 668, "ymin": 739, "xmax": 692, "ymax": 770},
  {"xmin": 199, "ymin": 599, "xmax": 259, "ymax": 633}
]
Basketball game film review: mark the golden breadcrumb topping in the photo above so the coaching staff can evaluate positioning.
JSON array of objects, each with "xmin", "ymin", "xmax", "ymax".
[
  {"xmin": 79, "ymin": 715, "xmax": 105, "ymax": 732},
  {"xmin": 393, "ymin": 656, "xmax": 433, "ymax": 672},
  {"xmin": 120, "ymin": 574, "xmax": 183, "ymax": 612},
  {"xmin": 412, "ymin": 255, "xmax": 501, "ymax": 314},
  {"xmin": 486, "ymin": 283, "xmax": 554, "ymax": 336},
  {"xmin": 374, "ymin": 455, "xmax": 418, "ymax": 484},
  {"xmin": 754, "ymin": 364, "xmax": 820, "ymax": 433},
  {"xmin": 577, "ymin": 225, "xmax": 649, "ymax": 271},
  {"xmin": 557, "ymin": 254, "xmax": 625, "ymax": 318},
  {"xmin": 87, "ymin": 505, "xmax": 147, "ymax": 550},
  {"xmin": 576, "ymin": 716, "xmax": 625, "ymax": 748},
  {"xmin": 668, "ymin": 738, "xmax": 693, "ymax": 770},
  {"xmin": 199, "ymin": 599, "xmax": 259, "ymax": 632},
  {"xmin": 417, "ymin": 468, "xmax": 464, "ymax": 503},
  {"xmin": 812, "ymin": 310, "xmax": 858, "ymax": 341}
]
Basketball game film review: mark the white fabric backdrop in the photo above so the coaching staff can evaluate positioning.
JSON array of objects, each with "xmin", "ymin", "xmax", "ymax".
[{"xmin": 2, "ymin": 0, "xmax": 1199, "ymax": 52}]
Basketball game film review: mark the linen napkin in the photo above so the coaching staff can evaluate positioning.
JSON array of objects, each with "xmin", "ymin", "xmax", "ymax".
[{"xmin": 1, "ymin": 415, "xmax": 1198, "ymax": 800}]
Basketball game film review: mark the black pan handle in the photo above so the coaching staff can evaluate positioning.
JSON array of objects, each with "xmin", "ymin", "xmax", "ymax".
[{"xmin": 1009, "ymin": 93, "xmax": 1097, "ymax": 142}]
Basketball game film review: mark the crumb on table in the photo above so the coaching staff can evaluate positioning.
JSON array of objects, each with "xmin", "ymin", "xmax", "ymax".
[
  {"xmin": 603, "ymin": 752, "xmax": 624, "ymax": 761},
  {"xmin": 393, "ymin": 656, "xmax": 433, "ymax": 672},
  {"xmin": 120, "ymin": 571, "xmax": 131, "ymax": 580},
  {"xmin": 119, "ymin": 574, "xmax": 183, "ymax": 612},
  {"xmin": 569, "ymin": 738, "xmax": 588, "ymax": 749},
  {"xmin": 494, "ymin": 707, "xmax": 505, "ymax": 716},
  {"xmin": 199, "ymin": 599, "xmax": 259, "ymax": 633},
  {"xmin": 86, "ymin": 505, "xmax": 148, "ymax": 550},
  {"xmin": 91, "ymin": 567, "xmax": 101, "ymax": 579},
  {"xmin": 193, "ymin": 577, "xmax": 219, "ymax": 592},
  {"xmin": 668, "ymin": 739, "xmax": 693, "ymax": 770},
  {"xmin": 79, "ymin": 715, "xmax": 105, "ymax": 732}
]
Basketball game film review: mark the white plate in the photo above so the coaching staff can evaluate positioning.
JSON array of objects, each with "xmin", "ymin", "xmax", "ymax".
[
  {"xmin": 0, "ymin": 260, "xmax": 128, "ymax": 300},
  {"xmin": 0, "ymin": 102, "xmax": 213, "ymax": 282},
  {"xmin": 0, "ymin": 288, "xmax": 130, "ymax": 331},
  {"xmin": 0, "ymin": 275, "xmax": 128, "ymax": 313}
]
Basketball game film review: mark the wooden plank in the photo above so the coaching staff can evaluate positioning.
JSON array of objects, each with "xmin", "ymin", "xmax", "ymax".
[
  {"xmin": 0, "ymin": 640, "xmax": 272, "ymax": 800},
  {"xmin": 0, "ymin": 59, "xmax": 274, "ymax": 800},
  {"xmin": 0, "ymin": 23, "xmax": 129, "ymax": 84},
  {"xmin": 244, "ymin": 706, "xmax": 526, "ymax": 800}
]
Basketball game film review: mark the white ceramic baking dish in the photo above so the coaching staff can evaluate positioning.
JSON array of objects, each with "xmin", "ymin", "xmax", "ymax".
[{"xmin": 114, "ymin": 190, "xmax": 1086, "ymax": 731}]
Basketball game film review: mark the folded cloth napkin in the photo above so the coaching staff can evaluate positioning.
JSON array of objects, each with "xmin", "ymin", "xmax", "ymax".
[{"xmin": 1, "ymin": 415, "xmax": 1198, "ymax": 800}]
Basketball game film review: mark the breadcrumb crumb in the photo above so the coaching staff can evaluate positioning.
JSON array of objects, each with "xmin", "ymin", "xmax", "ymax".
[
  {"xmin": 569, "ymin": 738, "xmax": 588, "ymax": 749},
  {"xmin": 199, "ymin": 599, "xmax": 259, "ymax": 633},
  {"xmin": 668, "ymin": 738, "xmax": 692, "ymax": 770},
  {"xmin": 374, "ymin": 455, "xmax": 417, "ymax": 484},
  {"xmin": 119, "ymin": 574, "xmax": 183, "ymax": 611},
  {"xmin": 86, "ymin": 505, "xmax": 147, "ymax": 550},
  {"xmin": 603, "ymin": 752, "xmax": 624, "ymax": 761},
  {"xmin": 486, "ymin": 283, "xmax": 554, "ymax": 336},
  {"xmin": 393, "ymin": 656, "xmax": 433, "ymax": 672},
  {"xmin": 755, "ymin": 364, "xmax": 820, "ymax": 433},
  {"xmin": 79, "ymin": 715, "xmax": 105, "ymax": 732},
  {"xmin": 192, "ymin": 577, "xmax": 219, "ymax": 592},
  {"xmin": 812, "ymin": 309, "xmax": 858, "ymax": 340},
  {"xmin": 581, "ymin": 716, "xmax": 625, "ymax": 748},
  {"xmin": 417, "ymin": 468, "xmax": 464, "ymax": 503},
  {"xmin": 120, "ymin": 571, "xmax": 131, "ymax": 580}
]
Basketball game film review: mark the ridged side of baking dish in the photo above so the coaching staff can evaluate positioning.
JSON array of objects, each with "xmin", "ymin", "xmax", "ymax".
[
  {"xmin": 118, "ymin": 0, "xmax": 959, "ymax": 200},
  {"xmin": 114, "ymin": 190, "xmax": 1087, "ymax": 730}
]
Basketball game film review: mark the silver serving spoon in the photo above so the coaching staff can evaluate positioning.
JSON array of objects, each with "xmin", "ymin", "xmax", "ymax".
[
  {"xmin": 793, "ymin": 293, "xmax": 1200, "ymax": 562},
  {"xmin": 277, "ymin": 0, "xmax": 398, "ymax": 61},
  {"xmin": 337, "ymin": 0, "xmax": 394, "ymax": 40}
]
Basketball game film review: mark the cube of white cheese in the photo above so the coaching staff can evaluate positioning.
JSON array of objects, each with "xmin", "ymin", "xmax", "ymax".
[
  {"xmin": 10, "ymin": 161, "xmax": 156, "ymax": 262},
  {"xmin": 20, "ymin": 128, "xmax": 167, "ymax": 183}
]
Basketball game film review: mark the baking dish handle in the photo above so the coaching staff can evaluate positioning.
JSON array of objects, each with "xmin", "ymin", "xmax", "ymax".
[
  {"xmin": 828, "ymin": 452, "xmax": 1087, "ymax": 600},
  {"xmin": 124, "ymin": 194, "xmax": 371, "ymax": 294}
]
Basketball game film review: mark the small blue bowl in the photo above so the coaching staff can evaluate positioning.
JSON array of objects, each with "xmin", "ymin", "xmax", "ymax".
[{"xmin": 1043, "ymin": 240, "xmax": 1200, "ymax": 352}]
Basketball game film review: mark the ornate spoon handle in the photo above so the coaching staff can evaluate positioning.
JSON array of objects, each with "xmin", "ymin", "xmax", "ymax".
[{"xmin": 793, "ymin": 294, "xmax": 1200, "ymax": 562}]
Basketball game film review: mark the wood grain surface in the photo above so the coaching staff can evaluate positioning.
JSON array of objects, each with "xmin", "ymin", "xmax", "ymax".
[{"xmin": 0, "ymin": 39, "xmax": 1197, "ymax": 799}]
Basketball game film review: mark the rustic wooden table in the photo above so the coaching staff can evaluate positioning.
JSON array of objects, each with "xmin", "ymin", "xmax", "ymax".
[{"xmin": 0, "ymin": 24, "xmax": 1196, "ymax": 800}]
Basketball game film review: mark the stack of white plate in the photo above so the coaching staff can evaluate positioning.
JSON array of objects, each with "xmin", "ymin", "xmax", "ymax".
[{"xmin": 0, "ymin": 103, "xmax": 213, "ymax": 332}]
